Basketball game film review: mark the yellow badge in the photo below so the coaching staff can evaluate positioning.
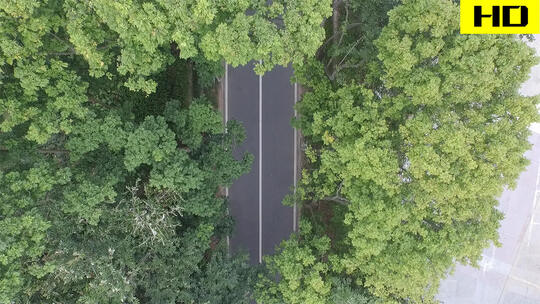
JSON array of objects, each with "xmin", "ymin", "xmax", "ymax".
[{"xmin": 460, "ymin": 0, "xmax": 539, "ymax": 34}]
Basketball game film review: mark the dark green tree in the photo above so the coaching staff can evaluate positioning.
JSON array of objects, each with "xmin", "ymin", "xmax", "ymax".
[{"xmin": 0, "ymin": 0, "xmax": 334, "ymax": 302}]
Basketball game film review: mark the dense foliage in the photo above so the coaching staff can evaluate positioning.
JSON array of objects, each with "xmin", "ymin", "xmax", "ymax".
[
  {"xmin": 3, "ymin": 0, "xmax": 539, "ymax": 303},
  {"xmin": 256, "ymin": 220, "xmax": 332, "ymax": 304},
  {"xmin": 0, "ymin": 0, "xmax": 333, "ymax": 302},
  {"xmin": 1, "ymin": 0, "xmax": 332, "ymax": 144},
  {"xmin": 259, "ymin": 0, "xmax": 540, "ymax": 303},
  {"xmin": 256, "ymin": 220, "xmax": 377, "ymax": 304},
  {"xmin": 1, "ymin": 83, "xmax": 256, "ymax": 303}
]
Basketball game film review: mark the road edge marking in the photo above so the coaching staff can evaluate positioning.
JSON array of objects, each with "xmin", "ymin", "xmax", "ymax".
[
  {"xmin": 225, "ymin": 62, "xmax": 229, "ymax": 195},
  {"xmin": 225, "ymin": 63, "xmax": 230, "ymax": 253},
  {"xmin": 259, "ymin": 61, "xmax": 263, "ymax": 264},
  {"xmin": 293, "ymin": 82, "xmax": 298, "ymax": 232}
]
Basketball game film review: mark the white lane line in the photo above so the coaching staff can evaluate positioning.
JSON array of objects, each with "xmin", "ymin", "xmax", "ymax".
[
  {"xmin": 293, "ymin": 82, "xmax": 298, "ymax": 232},
  {"xmin": 259, "ymin": 61, "xmax": 263, "ymax": 264},
  {"xmin": 509, "ymin": 274, "xmax": 540, "ymax": 290},
  {"xmin": 225, "ymin": 63, "xmax": 229, "ymax": 197},
  {"xmin": 225, "ymin": 63, "xmax": 230, "ymax": 252}
]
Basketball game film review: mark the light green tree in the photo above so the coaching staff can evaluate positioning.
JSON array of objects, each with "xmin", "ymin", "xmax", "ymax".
[
  {"xmin": 292, "ymin": 0, "xmax": 540, "ymax": 302},
  {"xmin": 1, "ymin": 0, "xmax": 331, "ymax": 145}
]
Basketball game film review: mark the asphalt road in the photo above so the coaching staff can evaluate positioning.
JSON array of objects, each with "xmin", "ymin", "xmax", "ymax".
[{"xmin": 225, "ymin": 62, "xmax": 297, "ymax": 264}]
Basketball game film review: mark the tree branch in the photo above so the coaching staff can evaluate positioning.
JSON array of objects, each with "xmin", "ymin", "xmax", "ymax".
[
  {"xmin": 317, "ymin": 23, "xmax": 363, "ymax": 56},
  {"xmin": 0, "ymin": 147, "xmax": 69, "ymax": 154},
  {"xmin": 322, "ymin": 195, "xmax": 350, "ymax": 205}
]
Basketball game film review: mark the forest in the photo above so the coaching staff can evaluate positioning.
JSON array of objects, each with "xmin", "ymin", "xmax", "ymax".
[{"xmin": 1, "ymin": 0, "xmax": 538, "ymax": 303}]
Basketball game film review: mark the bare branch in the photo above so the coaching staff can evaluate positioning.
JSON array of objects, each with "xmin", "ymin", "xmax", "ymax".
[{"xmin": 317, "ymin": 23, "xmax": 363, "ymax": 55}]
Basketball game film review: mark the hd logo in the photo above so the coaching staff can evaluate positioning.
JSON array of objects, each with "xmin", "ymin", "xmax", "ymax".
[{"xmin": 460, "ymin": 0, "xmax": 540, "ymax": 34}]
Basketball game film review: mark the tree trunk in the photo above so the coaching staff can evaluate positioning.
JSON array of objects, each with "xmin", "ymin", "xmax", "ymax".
[
  {"xmin": 328, "ymin": 0, "xmax": 340, "ymax": 78},
  {"xmin": 333, "ymin": 0, "xmax": 340, "ymax": 46}
]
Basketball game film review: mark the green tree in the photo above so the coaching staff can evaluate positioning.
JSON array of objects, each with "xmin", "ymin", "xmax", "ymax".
[
  {"xmin": 256, "ymin": 220, "xmax": 332, "ymax": 304},
  {"xmin": 1, "ymin": 0, "xmax": 331, "ymax": 145},
  {"xmin": 1, "ymin": 0, "xmax": 338, "ymax": 301},
  {"xmin": 255, "ymin": 218, "xmax": 381, "ymax": 304},
  {"xmin": 1, "ymin": 98, "xmax": 256, "ymax": 303},
  {"xmin": 329, "ymin": 277, "xmax": 378, "ymax": 304},
  {"xmin": 292, "ymin": 0, "xmax": 540, "ymax": 302},
  {"xmin": 317, "ymin": 0, "xmax": 398, "ymax": 84}
]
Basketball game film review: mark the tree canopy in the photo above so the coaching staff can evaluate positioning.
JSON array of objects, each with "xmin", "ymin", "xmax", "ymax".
[
  {"xmin": 3, "ymin": 0, "xmax": 539, "ymax": 303},
  {"xmin": 1, "ymin": 0, "xmax": 332, "ymax": 144},
  {"xmin": 260, "ymin": 0, "xmax": 540, "ymax": 303},
  {"xmin": 0, "ymin": 0, "xmax": 333, "ymax": 302}
]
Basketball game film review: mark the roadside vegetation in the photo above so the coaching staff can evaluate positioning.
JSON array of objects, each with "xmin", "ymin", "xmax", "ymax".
[
  {"xmin": 1, "ymin": 0, "xmax": 539, "ymax": 304},
  {"xmin": 256, "ymin": 0, "xmax": 540, "ymax": 303},
  {"xmin": 0, "ymin": 0, "xmax": 330, "ymax": 303}
]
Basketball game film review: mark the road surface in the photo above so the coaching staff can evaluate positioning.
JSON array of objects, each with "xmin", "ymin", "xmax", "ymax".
[{"xmin": 224, "ymin": 62, "xmax": 298, "ymax": 264}]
